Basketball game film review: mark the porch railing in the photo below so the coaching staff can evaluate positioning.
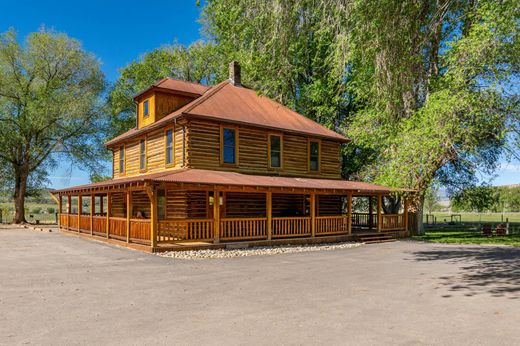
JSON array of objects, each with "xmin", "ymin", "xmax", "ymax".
[
  {"xmin": 79, "ymin": 215, "xmax": 90, "ymax": 233},
  {"xmin": 220, "ymin": 217, "xmax": 267, "ymax": 240},
  {"xmin": 316, "ymin": 216, "xmax": 349, "ymax": 235},
  {"xmin": 158, "ymin": 219, "xmax": 214, "ymax": 242},
  {"xmin": 130, "ymin": 219, "xmax": 151, "ymax": 241},
  {"xmin": 92, "ymin": 216, "xmax": 106, "ymax": 234},
  {"xmin": 381, "ymin": 214, "xmax": 404, "ymax": 230},
  {"xmin": 108, "ymin": 217, "xmax": 126, "ymax": 238},
  {"xmin": 68, "ymin": 214, "xmax": 79, "ymax": 230},
  {"xmin": 272, "ymin": 216, "xmax": 311, "ymax": 238},
  {"xmin": 352, "ymin": 212, "xmax": 378, "ymax": 228}
]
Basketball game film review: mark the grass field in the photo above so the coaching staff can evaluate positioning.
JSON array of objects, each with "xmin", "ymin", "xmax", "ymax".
[
  {"xmin": 426, "ymin": 212, "xmax": 520, "ymax": 223},
  {"xmin": 413, "ymin": 228, "xmax": 520, "ymax": 246},
  {"xmin": 0, "ymin": 202, "xmax": 58, "ymax": 224}
]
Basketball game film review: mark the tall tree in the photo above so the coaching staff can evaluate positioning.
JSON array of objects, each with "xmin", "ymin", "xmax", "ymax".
[
  {"xmin": 0, "ymin": 29, "xmax": 106, "ymax": 223},
  {"xmin": 201, "ymin": 0, "xmax": 520, "ymax": 233},
  {"xmin": 108, "ymin": 41, "xmax": 224, "ymax": 135}
]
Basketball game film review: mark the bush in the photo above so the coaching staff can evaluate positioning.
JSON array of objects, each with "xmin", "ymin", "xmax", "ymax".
[
  {"xmin": 31, "ymin": 207, "xmax": 42, "ymax": 214},
  {"xmin": 47, "ymin": 207, "xmax": 55, "ymax": 214}
]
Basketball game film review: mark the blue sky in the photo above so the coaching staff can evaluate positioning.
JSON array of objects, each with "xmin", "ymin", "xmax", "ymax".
[{"xmin": 1, "ymin": 0, "xmax": 518, "ymax": 189}]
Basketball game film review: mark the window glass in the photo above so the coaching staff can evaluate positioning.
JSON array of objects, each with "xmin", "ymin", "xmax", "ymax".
[
  {"xmin": 143, "ymin": 100, "xmax": 149, "ymax": 117},
  {"xmin": 119, "ymin": 146, "xmax": 125, "ymax": 173},
  {"xmin": 309, "ymin": 141, "xmax": 319, "ymax": 171},
  {"xmin": 165, "ymin": 130, "xmax": 173, "ymax": 165},
  {"xmin": 223, "ymin": 128, "xmax": 236, "ymax": 164},
  {"xmin": 139, "ymin": 139, "xmax": 146, "ymax": 170},
  {"xmin": 270, "ymin": 135, "xmax": 281, "ymax": 168}
]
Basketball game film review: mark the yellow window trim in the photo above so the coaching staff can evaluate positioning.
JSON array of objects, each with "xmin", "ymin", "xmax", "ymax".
[
  {"xmin": 220, "ymin": 125, "xmax": 239, "ymax": 166},
  {"xmin": 164, "ymin": 126, "xmax": 175, "ymax": 168},
  {"xmin": 118, "ymin": 144, "xmax": 126, "ymax": 176},
  {"xmin": 268, "ymin": 132, "xmax": 283, "ymax": 170},
  {"xmin": 139, "ymin": 136, "xmax": 147, "ymax": 173},
  {"xmin": 307, "ymin": 138, "xmax": 321, "ymax": 173}
]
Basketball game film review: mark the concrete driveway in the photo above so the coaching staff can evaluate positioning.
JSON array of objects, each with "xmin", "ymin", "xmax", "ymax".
[{"xmin": 0, "ymin": 226, "xmax": 518, "ymax": 345}]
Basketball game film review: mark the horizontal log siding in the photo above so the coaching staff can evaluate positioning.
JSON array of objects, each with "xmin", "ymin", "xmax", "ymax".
[
  {"xmin": 162, "ymin": 189, "xmax": 208, "ymax": 220},
  {"xmin": 131, "ymin": 190, "xmax": 150, "ymax": 218},
  {"xmin": 186, "ymin": 119, "xmax": 341, "ymax": 178},
  {"xmin": 317, "ymin": 195, "xmax": 346, "ymax": 216},
  {"xmin": 110, "ymin": 193, "xmax": 126, "ymax": 218},
  {"xmin": 224, "ymin": 192, "xmax": 266, "ymax": 218},
  {"xmin": 272, "ymin": 194, "xmax": 308, "ymax": 217}
]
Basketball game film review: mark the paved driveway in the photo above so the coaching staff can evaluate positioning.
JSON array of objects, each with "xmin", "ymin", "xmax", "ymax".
[{"xmin": 0, "ymin": 227, "xmax": 519, "ymax": 345}]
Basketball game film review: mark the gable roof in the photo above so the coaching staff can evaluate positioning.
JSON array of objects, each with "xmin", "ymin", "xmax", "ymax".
[
  {"xmin": 133, "ymin": 77, "xmax": 210, "ymax": 100},
  {"xmin": 106, "ymin": 79, "xmax": 349, "ymax": 147}
]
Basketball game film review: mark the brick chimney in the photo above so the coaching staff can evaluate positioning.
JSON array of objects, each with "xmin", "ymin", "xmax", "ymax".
[{"xmin": 229, "ymin": 61, "xmax": 241, "ymax": 86}]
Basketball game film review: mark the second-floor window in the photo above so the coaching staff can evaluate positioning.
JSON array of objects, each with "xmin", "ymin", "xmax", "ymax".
[
  {"xmin": 309, "ymin": 140, "xmax": 320, "ymax": 172},
  {"xmin": 119, "ymin": 146, "xmax": 125, "ymax": 173},
  {"xmin": 143, "ymin": 100, "xmax": 149, "ymax": 117},
  {"xmin": 269, "ymin": 134, "xmax": 282, "ymax": 168},
  {"xmin": 222, "ymin": 127, "xmax": 237, "ymax": 164},
  {"xmin": 165, "ymin": 129, "xmax": 173, "ymax": 165},
  {"xmin": 139, "ymin": 139, "xmax": 146, "ymax": 171}
]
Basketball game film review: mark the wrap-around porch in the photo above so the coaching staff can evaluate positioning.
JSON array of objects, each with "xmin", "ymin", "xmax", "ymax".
[{"xmin": 56, "ymin": 181, "xmax": 409, "ymax": 251}]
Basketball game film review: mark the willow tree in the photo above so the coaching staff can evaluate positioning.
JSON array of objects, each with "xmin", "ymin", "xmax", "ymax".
[
  {"xmin": 0, "ymin": 29, "xmax": 106, "ymax": 223},
  {"xmin": 108, "ymin": 41, "xmax": 224, "ymax": 136},
  {"xmin": 201, "ymin": 0, "xmax": 519, "ymax": 233}
]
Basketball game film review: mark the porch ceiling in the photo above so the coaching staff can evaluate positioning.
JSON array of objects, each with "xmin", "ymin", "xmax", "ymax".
[{"xmin": 52, "ymin": 168, "xmax": 413, "ymax": 195}]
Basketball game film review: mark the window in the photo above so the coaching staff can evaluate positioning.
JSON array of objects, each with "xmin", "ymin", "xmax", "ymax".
[
  {"xmin": 309, "ymin": 140, "xmax": 320, "ymax": 171},
  {"xmin": 165, "ymin": 129, "xmax": 173, "ymax": 165},
  {"xmin": 139, "ymin": 139, "xmax": 146, "ymax": 171},
  {"xmin": 269, "ymin": 134, "xmax": 282, "ymax": 168},
  {"xmin": 143, "ymin": 100, "xmax": 149, "ymax": 117},
  {"xmin": 119, "ymin": 146, "xmax": 125, "ymax": 173},
  {"xmin": 222, "ymin": 127, "xmax": 237, "ymax": 164}
]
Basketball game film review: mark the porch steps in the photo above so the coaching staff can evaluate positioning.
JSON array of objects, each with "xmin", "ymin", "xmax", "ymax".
[{"xmin": 355, "ymin": 233, "xmax": 397, "ymax": 244}]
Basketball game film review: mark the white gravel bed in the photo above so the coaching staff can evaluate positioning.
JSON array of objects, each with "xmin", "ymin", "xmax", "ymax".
[{"xmin": 158, "ymin": 241, "xmax": 363, "ymax": 260}]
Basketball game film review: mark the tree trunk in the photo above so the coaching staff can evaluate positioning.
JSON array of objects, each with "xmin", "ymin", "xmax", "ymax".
[
  {"xmin": 12, "ymin": 164, "xmax": 29, "ymax": 224},
  {"xmin": 414, "ymin": 194, "xmax": 425, "ymax": 235}
]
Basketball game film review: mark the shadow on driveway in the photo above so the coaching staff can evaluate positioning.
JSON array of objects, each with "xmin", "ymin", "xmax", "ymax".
[{"xmin": 410, "ymin": 245, "xmax": 520, "ymax": 299}]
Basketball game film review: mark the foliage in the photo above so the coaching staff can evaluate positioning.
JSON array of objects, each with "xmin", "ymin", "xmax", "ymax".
[
  {"xmin": 413, "ymin": 228, "xmax": 520, "ymax": 247},
  {"xmin": 424, "ymin": 186, "xmax": 441, "ymax": 214},
  {"xmin": 108, "ymin": 41, "xmax": 224, "ymax": 135},
  {"xmin": 0, "ymin": 28, "xmax": 106, "ymax": 222},
  {"xmin": 90, "ymin": 173, "xmax": 112, "ymax": 183},
  {"xmin": 451, "ymin": 185, "xmax": 498, "ymax": 212}
]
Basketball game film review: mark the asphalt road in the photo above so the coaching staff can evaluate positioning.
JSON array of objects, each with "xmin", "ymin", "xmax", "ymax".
[{"xmin": 1, "ymin": 226, "xmax": 519, "ymax": 345}]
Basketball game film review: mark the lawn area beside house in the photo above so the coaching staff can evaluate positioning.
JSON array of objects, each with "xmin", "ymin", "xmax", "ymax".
[
  {"xmin": 413, "ymin": 228, "xmax": 520, "ymax": 246},
  {"xmin": 427, "ymin": 212, "xmax": 520, "ymax": 223}
]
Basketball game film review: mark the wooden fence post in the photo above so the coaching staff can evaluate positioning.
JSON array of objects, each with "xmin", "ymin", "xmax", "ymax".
[
  {"xmin": 310, "ymin": 193, "xmax": 316, "ymax": 237},
  {"xmin": 368, "ymin": 196, "xmax": 373, "ymax": 230},
  {"xmin": 147, "ymin": 186, "xmax": 158, "ymax": 249},
  {"xmin": 347, "ymin": 192, "xmax": 353, "ymax": 234},
  {"xmin": 77, "ymin": 195, "xmax": 82, "ymax": 233},
  {"xmin": 90, "ymin": 194, "xmax": 94, "ymax": 236},
  {"xmin": 213, "ymin": 190, "xmax": 220, "ymax": 244},
  {"xmin": 266, "ymin": 191, "xmax": 272, "ymax": 240},
  {"xmin": 106, "ymin": 192, "xmax": 110, "ymax": 239},
  {"xmin": 377, "ymin": 194, "xmax": 382, "ymax": 232},
  {"xmin": 67, "ymin": 195, "xmax": 71, "ymax": 230},
  {"xmin": 58, "ymin": 195, "xmax": 62, "ymax": 228},
  {"xmin": 126, "ymin": 191, "xmax": 132, "ymax": 243}
]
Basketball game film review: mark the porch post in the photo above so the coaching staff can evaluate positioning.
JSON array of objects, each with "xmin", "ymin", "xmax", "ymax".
[
  {"xmin": 213, "ymin": 190, "xmax": 220, "ymax": 244},
  {"xmin": 126, "ymin": 191, "xmax": 131, "ymax": 243},
  {"xmin": 403, "ymin": 197, "xmax": 409, "ymax": 233},
  {"xmin": 347, "ymin": 192, "xmax": 353, "ymax": 234},
  {"xmin": 377, "ymin": 194, "xmax": 382, "ymax": 232},
  {"xmin": 90, "ymin": 194, "xmax": 94, "ymax": 236},
  {"xmin": 67, "ymin": 195, "xmax": 71, "ymax": 230},
  {"xmin": 368, "ymin": 196, "xmax": 373, "ymax": 230},
  {"xmin": 99, "ymin": 195, "xmax": 104, "ymax": 217},
  {"xmin": 310, "ymin": 193, "xmax": 316, "ymax": 237},
  {"xmin": 266, "ymin": 191, "xmax": 272, "ymax": 240},
  {"xmin": 77, "ymin": 195, "xmax": 82, "ymax": 233},
  {"xmin": 149, "ymin": 187, "xmax": 158, "ymax": 249},
  {"xmin": 58, "ymin": 195, "xmax": 62, "ymax": 228},
  {"xmin": 106, "ymin": 192, "xmax": 110, "ymax": 239}
]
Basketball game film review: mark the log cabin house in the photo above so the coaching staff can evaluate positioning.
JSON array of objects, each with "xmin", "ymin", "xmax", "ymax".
[{"xmin": 53, "ymin": 62, "xmax": 410, "ymax": 252}]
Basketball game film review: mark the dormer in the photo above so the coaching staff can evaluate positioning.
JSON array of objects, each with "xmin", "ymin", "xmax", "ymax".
[{"xmin": 134, "ymin": 78, "xmax": 210, "ymax": 129}]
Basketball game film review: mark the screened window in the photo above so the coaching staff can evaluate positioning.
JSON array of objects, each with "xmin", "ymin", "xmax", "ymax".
[
  {"xmin": 119, "ymin": 146, "xmax": 125, "ymax": 173},
  {"xmin": 222, "ymin": 128, "xmax": 236, "ymax": 164},
  {"xmin": 143, "ymin": 100, "xmax": 149, "ymax": 117},
  {"xmin": 269, "ymin": 135, "xmax": 282, "ymax": 168},
  {"xmin": 165, "ymin": 129, "xmax": 173, "ymax": 165},
  {"xmin": 309, "ymin": 141, "xmax": 319, "ymax": 171},
  {"xmin": 139, "ymin": 139, "xmax": 146, "ymax": 171}
]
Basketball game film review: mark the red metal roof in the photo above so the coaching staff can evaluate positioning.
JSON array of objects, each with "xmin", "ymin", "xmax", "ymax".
[
  {"xmin": 106, "ymin": 80, "xmax": 349, "ymax": 147},
  {"xmin": 53, "ymin": 169, "xmax": 407, "ymax": 194},
  {"xmin": 133, "ymin": 77, "xmax": 210, "ymax": 100}
]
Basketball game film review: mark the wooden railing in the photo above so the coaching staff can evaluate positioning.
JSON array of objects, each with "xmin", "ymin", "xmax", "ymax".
[
  {"xmin": 59, "ymin": 214, "xmax": 69, "ymax": 227},
  {"xmin": 68, "ymin": 215, "xmax": 79, "ymax": 230},
  {"xmin": 381, "ymin": 214, "xmax": 404, "ymax": 230},
  {"xmin": 272, "ymin": 217, "xmax": 311, "ymax": 238},
  {"xmin": 316, "ymin": 216, "xmax": 349, "ymax": 235},
  {"xmin": 130, "ymin": 219, "xmax": 151, "ymax": 241},
  {"xmin": 352, "ymin": 213, "xmax": 378, "ymax": 228},
  {"xmin": 221, "ymin": 218, "xmax": 267, "ymax": 240},
  {"xmin": 79, "ymin": 215, "xmax": 90, "ymax": 233},
  {"xmin": 108, "ymin": 217, "xmax": 126, "ymax": 238},
  {"xmin": 92, "ymin": 216, "xmax": 106, "ymax": 234},
  {"xmin": 158, "ymin": 219, "xmax": 213, "ymax": 242}
]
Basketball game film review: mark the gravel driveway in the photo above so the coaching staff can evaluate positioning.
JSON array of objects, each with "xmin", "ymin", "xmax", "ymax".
[{"xmin": 0, "ymin": 227, "xmax": 519, "ymax": 345}]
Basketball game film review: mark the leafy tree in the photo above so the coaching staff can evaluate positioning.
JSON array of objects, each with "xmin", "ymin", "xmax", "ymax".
[
  {"xmin": 108, "ymin": 41, "xmax": 224, "ymax": 135},
  {"xmin": 424, "ymin": 186, "xmax": 441, "ymax": 215},
  {"xmin": 201, "ymin": 0, "xmax": 520, "ymax": 233},
  {"xmin": 451, "ymin": 186, "xmax": 498, "ymax": 213},
  {"xmin": 0, "ymin": 29, "xmax": 106, "ymax": 223}
]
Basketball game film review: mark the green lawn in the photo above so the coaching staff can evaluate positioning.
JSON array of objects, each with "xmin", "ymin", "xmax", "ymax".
[
  {"xmin": 413, "ymin": 228, "xmax": 520, "ymax": 246},
  {"xmin": 0, "ymin": 202, "xmax": 58, "ymax": 224},
  {"xmin": 426, "ymin": 212, "xmax": 520, "ymax": 223}
]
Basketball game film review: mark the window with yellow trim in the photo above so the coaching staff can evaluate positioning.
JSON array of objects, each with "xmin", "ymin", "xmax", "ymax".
[
  {"xmin": 222, "ymin": 127, "xmax": 237, "ymax": 164},
  {"xmin": 309, "ymin": 140, "xmax": 320, "ymax": 171},
  {"xmin": 165, "ymin": 129, "xmax": 173, "ymax": 165},
  {"xmin": 269, "ymin": 134, "xmax": 282, "ymax": 168},
  {"xmin": 139, "ymin": 139, "xmax": 146, "ymax": 171},
  {"xmin": 119, "ymin": 146, "xmax": 125, "ymax": 173}
]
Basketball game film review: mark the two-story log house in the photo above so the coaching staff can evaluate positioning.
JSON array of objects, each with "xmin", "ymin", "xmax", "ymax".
[{"xmin": 53, "ymin": 62, "xmax": 409, "ymax": 252}]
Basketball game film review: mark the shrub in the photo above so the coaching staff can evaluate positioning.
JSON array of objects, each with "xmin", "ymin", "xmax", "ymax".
[
  {"xmin": 47, "ymin": 207, "xmax": 55, "ymax": 214},
  {"xmin": 31, "ymin": 207, "xmax": 42, "ymax": 214}
]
